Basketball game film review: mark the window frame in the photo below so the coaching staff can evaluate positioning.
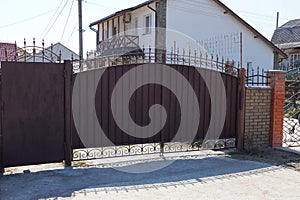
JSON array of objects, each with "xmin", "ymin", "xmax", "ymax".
[{"xmin": 144, "ymin": 14, "xmax": 152, "ymax": 35}]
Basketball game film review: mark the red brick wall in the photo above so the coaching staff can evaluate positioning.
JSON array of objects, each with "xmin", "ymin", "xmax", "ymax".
[{"xmin": 267, "ymin": 71, "xmax": 286, "ymax": 147}]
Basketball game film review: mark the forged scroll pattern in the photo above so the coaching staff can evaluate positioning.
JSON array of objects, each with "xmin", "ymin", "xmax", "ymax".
[
  {"xmin": 73, "ymin": 140, "xmax": 235, "ymax": 160},
  {"xmin": 283, "ymin": 118, "xmax": 300, "ymax": 147},
  {"xmin": 283, "ymin": 81, "xmax": 300, "ymax": 147},
  {"xmin": 73, "ymin": 143, "xmax": 161, "ymax": 161}
]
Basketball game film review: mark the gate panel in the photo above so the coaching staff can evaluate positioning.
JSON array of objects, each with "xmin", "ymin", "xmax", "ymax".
[
  {"xmin": 283, "ymin": 80, "xmax": 300, "ymax": 147},
  {"xmin": 72, "ymin": 64, "xmax": 239, "ymax": 152},
  {"xmin": 1, "ymin": 62, "xmax": 66, "ymax": 167}
]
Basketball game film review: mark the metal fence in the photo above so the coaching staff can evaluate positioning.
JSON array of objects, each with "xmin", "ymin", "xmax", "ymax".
[
  {"xmin": 74, "ymin": 47, "xmax": 239, "ymax": 77},
  {"xmin": 278, "ymin": 65, "xmax": 300, "ymax": 80},
  {"xmin": 283, "ymin": 80, "xmax": 300, "ymax": 147},
  {"xmin": 246, "ymin": 66, "xmax": 270, "ymax": 86}
]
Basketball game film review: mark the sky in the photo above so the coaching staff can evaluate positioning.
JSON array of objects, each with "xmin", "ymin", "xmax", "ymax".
[{"xmin": 0, "ymin": 0, "xmax": 299, "ymax": 57}]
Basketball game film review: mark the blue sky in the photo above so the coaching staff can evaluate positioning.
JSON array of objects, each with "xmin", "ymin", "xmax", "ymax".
[{"xmin": 0, "ymin": 0, "xmax": 299, "ymax": 55}]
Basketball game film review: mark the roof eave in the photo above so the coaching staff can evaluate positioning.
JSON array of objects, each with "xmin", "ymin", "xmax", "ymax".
[{"xmin": 89, "ymin": 0, "xmax": 155, "ymax": 27}]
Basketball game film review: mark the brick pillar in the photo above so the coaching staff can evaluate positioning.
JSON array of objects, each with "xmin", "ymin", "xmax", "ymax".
[{"xmin": 267, "ymin": 70, "xmax": 286, "ymax": 147}]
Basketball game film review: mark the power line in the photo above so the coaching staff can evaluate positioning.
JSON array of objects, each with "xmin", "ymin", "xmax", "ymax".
[
  {"xmin": 182, "ymin": 0, "xmax": 290, "ymax": 22},
  {"xmin": 61, "ymin": 0, "xmax": 75, "ymax": 41},
  {"xmin": 39, "ymin": 0, "xmax": 65, "ymax": 40},
  {"xmin": 0, "ymin": 9, "xmax": 55, "ymax": 29},
  {"xmin": 67, "ymin": 23, "xmax": 78, "ymax": 44},
  {"xmin": 85, "ymin": 1, "xmax": 117, "ymax": 10},
  {"xmin": 42, "ymin": 0, "xmax": 70, "ymax": 39}
]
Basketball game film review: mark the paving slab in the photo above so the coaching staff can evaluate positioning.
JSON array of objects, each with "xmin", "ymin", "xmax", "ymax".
[{"xmin": 0, "ymin": 152, "xmax": 300, "ymax": 200}]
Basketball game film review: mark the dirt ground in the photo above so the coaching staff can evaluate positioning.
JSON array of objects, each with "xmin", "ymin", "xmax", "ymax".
[{"xmin": 225, "ymin": 147, "xmax": 300, "ymax": 171}]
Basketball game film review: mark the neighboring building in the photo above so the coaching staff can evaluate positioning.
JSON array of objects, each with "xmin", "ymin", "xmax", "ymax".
[
  {"xmin": 25, "ymin": 42, "xmax": 79, "ymax": 62},
  {"xmin": 89, "ymin": 0, "xmax": 286, "ymax": 70},
  {"xmin": 0, "ymin": 42, "xmax": 17, "ymax": 61},
  {"xmin": 272, "ymin": 19, "xmax": 300, "ymax": 69}
]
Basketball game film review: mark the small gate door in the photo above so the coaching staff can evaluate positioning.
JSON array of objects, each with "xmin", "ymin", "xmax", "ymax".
[{"xmin": 0, "ymin": 62, "xmax": 68, "ymax": 167}]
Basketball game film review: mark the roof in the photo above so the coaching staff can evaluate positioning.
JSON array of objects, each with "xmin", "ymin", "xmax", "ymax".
[
  {"xmin": 271, "ymin": 19, "xmax": 300, "ymax": 45},
  {"xmin": 44, "ymin": 42, "xmax": 79, "ymax": 60},
  {"xmin": 0, "ymin": 42, "xmax": 17, "ymax": 61},
  {"xmin": 90, "ymin": 0, "xmax": 287, "ymax": 58}
]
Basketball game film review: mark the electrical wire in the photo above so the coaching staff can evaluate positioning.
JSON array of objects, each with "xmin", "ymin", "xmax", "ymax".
[
  {"xmin": 67, "ymin": 23, "xmax": 78, "ymax": 44},
  {"xmin": 180, "ymin": 0, "xmax": 290, "ymax": 22},
  {"xmin": 60, "ymin": 0, "xmax": 74, "ymax": 41},
  {"xmin": 42, "ymin": 0, "xmax": 70, "ymax": 39},
  {"xmin": 85, "ymin": 1, "xmax": 117, "ymax": 10},
  {"xmin": 0, "ymin": 9, "xmax": 55, "ymax": 29},
  {"xmin": 39, "ymin": 0, "xmax": 65, "ymax": 40}
]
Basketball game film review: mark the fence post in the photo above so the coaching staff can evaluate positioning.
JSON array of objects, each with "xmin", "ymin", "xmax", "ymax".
[
  {"xmin": 267, "ymin": 70, "xmax": 286, "ymax": 147},
  {"xmin": 237, "ymin": 68, "xmax": 246, "ymax": 150},
  {"xmin": 64, "ymin": 60, "xmax": 73, "ymax": 167},
  {"xmin": 0, "ymin": 72, "xmax": 3, "ymax": 175}
]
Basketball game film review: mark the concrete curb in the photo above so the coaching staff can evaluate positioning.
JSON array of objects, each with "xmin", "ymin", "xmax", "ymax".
[{"xmin": 275, "ymin": 146, "xmax": 300, "ymax": 156}]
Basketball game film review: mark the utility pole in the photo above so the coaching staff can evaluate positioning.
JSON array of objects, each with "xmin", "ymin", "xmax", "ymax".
[{"xmin": 78, "ymin": 0, "xmax": 83, "ymax": 63}]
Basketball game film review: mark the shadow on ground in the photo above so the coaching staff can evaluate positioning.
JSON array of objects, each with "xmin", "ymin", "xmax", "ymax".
[{"xmin": 0, "ymin": 156, "xmax": 272, "ymax": 200}]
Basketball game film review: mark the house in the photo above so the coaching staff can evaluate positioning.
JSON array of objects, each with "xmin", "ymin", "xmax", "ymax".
[
  {"xmin": 0, "ymin": 42, "xmax": 17, "ymax": 61},
  {"xmin": 25, "ymin": 42, "xmax": 79, "ymax": 62},
  {"xmin": 271, "ymin": 19, "xmax": 300, "ymax": 70},
  {"xmin": 89, "ymin": 0, "xmax": 286, "ymax": 70}
]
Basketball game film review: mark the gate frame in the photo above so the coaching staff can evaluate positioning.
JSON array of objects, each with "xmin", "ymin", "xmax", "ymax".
[
  {"xmin": 0, "ymin": 61, "xmax": 73, "ymax": 174},
  {"xmin": 64, "ymin": 60, "xmax": 73, "ymax": 166},
  {"xmin": 0, "ymin": 71, "xmax": 3, "ymax": 174}
]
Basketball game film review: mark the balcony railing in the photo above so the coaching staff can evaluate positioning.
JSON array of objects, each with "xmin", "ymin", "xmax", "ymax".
[{"xmin": 97, "ymin": 35, "xmax": 139, "ymax": 55}]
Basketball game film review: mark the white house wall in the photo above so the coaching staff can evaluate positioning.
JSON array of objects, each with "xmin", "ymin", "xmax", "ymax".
[
  {"xmin": 129, "ymin": 3, "xmax": 156, "ymax": 49},
  {"xmin": 166, "ymin": 0, "xmax": 274, "ymax": 70}
]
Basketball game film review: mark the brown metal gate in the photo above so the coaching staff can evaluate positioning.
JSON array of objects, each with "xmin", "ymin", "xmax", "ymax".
[
  {"xmin": 71, "ymin": 63, "xmax": 240, "ymax": 160},
  {"xmin": 0, "ymin": 61, "xmax": 72, "ymax": 169}
]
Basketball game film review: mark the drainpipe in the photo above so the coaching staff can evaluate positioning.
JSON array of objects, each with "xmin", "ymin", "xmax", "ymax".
[{"xmin": 147, "ymin": 4, "xmax": 157, "ymax": 62}]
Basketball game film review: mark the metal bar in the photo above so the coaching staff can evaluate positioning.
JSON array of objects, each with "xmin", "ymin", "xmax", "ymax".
[
  {"xmin": 160, "ymin": 142, "xmax": 164, "ymax": 156},
  {"xmin": 64, "ymin": 61, "xmax": 73, "ymax": 166},
  {"xmin": 24, "ymin": 38, "xmax": 26, "ymax": 62},
  {"xmin": 0, "ymin": 70, "xmax": 3, "ymax": 174},
  {"xmin": 5, "ymin": 48, "xmax": 7, "ymax": 61},
  {"xmin": 33, "ymin": 38, "xmax": 36, "ymax": 62},
  {"xmin": 239, "ymin": 32, "xmax": 242, "ymax": 68}
]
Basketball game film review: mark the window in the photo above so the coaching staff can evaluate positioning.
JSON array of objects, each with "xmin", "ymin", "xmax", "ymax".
[
  {"xmin": 144, "ymin": 14, "xmax": 152, "ymax": 34},
  {"xmin": 290, "ymin": 54, "xmax": 300, "ymax": 66},
  {"xmin": 279, "ymin": 53, "xmax": 300, "ymax": 68}
]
